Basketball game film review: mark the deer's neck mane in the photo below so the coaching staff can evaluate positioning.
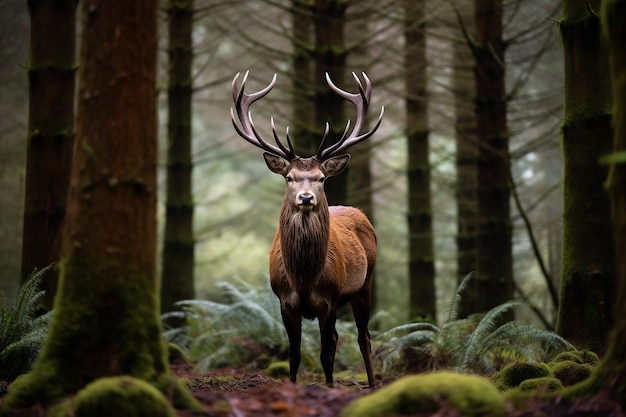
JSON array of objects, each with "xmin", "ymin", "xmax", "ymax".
[{"xmin": 279, "ymin": 200, "xmax": 330, "ymax": 284}]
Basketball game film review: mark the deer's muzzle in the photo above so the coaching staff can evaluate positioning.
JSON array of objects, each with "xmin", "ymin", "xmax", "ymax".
[{"xmin": 297, "ymin": 192, "xmax": 316, "ymax": 210}]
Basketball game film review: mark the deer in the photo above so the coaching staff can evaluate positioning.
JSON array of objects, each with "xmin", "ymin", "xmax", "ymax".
[{"xmin": 230, "ymin": 71, "xmax": 384, "ymax": 387}]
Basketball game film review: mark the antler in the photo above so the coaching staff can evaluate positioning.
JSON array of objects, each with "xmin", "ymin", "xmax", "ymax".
[
  {"xmin": 231, "ymin": 71, "xmax": 296, "ymax": 160},
  {"xmin": 315, "ymin": 72, "xmax": 385, "ymax": 160}
]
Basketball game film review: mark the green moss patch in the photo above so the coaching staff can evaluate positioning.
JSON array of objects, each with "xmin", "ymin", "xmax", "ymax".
[
  {"xmin": 549, "ymin": 360, "xmax": 593, "ymax": 386},
  {"xmin": 265, "ymin": 361, "xmax": 290, "ymax": 379},
  {"xmin": 518, "ymin": 377, "xmax": 563, "ymax": 392},
  {"xmin": 493, "ymin": 362, "xmax": 552, "ymax": 390},
  {"xmin": 69, "ymin": 376, "xmax": 176, "ymax": 417},
  {"xmin": 342, "ymin": 371, "xmax": 504, "ymax": 417}
]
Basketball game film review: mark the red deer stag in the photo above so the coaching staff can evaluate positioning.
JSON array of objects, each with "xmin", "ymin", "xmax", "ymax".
[{"xmin": 230, "ymin": 71, "xmax": 384, "ymax": 387}]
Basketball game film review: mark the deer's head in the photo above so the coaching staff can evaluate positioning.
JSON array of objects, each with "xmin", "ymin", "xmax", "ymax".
[{"xmin": 230, "ymin": 71, "xmax": 384, "ymax": 212}]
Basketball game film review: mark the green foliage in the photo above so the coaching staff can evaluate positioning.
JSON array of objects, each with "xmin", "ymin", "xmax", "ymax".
[
  {"xmin": 162, "ymin": 279, "xmax": 363, "ymax": 375},
  {"xmin": 375, "ymin": 272, "xmax": 576, "ymax": 376},
  {"xmin": 0, "ymin": 266, "xmax": 51, "ymax": 381}
]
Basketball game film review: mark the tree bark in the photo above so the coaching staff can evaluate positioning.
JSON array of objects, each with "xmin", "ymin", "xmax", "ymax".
[
  {"xmin": 404, "ymin": 0, "xmax": 435, "ymax": 321},
  {"xmin": 556, "ymin": 0, "xmax": 615, "ymax": 354},
  {"xmin": 473, "ymin": 0, "xmax": 514, "ymax": 314},
  {"xmin": 452, "ymin": 2, "xmax": 479, "ymax": 318},
  {"xmin": 161, "ymin": 0, "xmax": 195, "ymax": 313},
  {"xmin": 20, "ymin": 0, "xmax": 76, "ymax": 311},
  {"xmin": 2, "ymin": 0, "xmax": 200, "ymax": 411},
  {"xmin": 312, "ymin": 0, "xmax": 348, "ymax": 206},
  {"xmin": 290, "ymin": 0, "xmax": 316, "ymax": 157},
  {"xmin": 566, "ymin": 0, "xmax": 626, "ymax": 404}
]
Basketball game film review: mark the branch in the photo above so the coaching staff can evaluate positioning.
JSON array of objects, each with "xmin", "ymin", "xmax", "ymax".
[{"xmin": 509, "ymin": 169, "xmax": 559, "ymax": 310}]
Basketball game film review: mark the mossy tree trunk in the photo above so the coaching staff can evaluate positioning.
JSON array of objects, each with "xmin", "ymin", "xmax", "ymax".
[
  {"xmin": 20, "ymin": 0, "xmax": 76, "ymax": 311},
  {"xmin": 452, "ymin": 2, "xmax": 479, "ymax": 318},
  {"xmin": 567, "ymin": 0, "xmax": 626, "ymax": 404},
  {"xmin": 556, "ymin": 0, "xmax": 616, "ymax": 354},
  {"xmin": 473, "ymin": 0, "xmax": 513, "ymax": 314},
  {"xmin": 404, "ymin": 0, "xmax": 435, "ymax": 321},
  {"xmin": 2, "ymin": 0, "xmax": 198, "ymax": 412},
  {"xmin": 312, "ymin": 0, "xmax": 348, "ymax": 206},
  {"xmin": 160, "ymin": 0, "xmax": 195, "ymax": 313}
]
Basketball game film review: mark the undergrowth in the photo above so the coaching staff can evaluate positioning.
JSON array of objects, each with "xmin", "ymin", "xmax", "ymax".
[
  {"xmin": 374, "ymin": 272, "xmax": 576, "ymax": 377},
  {"xmin": 162, "ymin": 278, "xmax": 366, "ymax": 375},
  {"xmin": 0, "ymin": 265, "xmax": 52, "ymax": 381}
]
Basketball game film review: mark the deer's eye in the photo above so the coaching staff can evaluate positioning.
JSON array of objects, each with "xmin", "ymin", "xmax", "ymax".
[
  {"xmin": 286, "ymin": 176, "xmax": 293, "ymax": 183},
  {"xmin": 319, "ymin": 177, "xmax": 326, "ymax": 183}
]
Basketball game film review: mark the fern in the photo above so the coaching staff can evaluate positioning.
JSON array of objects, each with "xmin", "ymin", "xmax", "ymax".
[
  {"xmin": 162, "ymin": 279, "xmax": 363, "ymax": 375},
  {"xmin": 0, "ymin": 266, "xmax": 52, "ymax": 380},
  {"xmin": 375, "ymin": 272, "xmax": 576, "ymax": 376},
  {"xmin": 444, "ymin": 271, "xmax": 473, "ymax": 323}
]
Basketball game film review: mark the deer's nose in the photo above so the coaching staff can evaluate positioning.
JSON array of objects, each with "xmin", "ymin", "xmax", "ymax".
[{"xmin": 299, "ymin": 193, "xmax": 314, "ymax": 205}]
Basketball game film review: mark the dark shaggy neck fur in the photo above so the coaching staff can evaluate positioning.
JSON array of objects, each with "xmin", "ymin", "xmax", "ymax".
[{"xmin": 279, "ymin": 196, "xmax": 330, "ymax": 291}]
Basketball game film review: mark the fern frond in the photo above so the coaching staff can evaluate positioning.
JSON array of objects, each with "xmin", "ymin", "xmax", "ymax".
[
  {"xmin": 0, "ymin": 266, "xmax": 52, "ymax": 380},
  {"xmin": 376, "ymin": 322, "xmax": 440, "ymax": 341},
  {"xmin": 461, "ymin": 300, "xmax": 526, "ymax": 368},
  {"xmin": 444, "ymin": 271, "xmax": 474, "ymax": 323}
]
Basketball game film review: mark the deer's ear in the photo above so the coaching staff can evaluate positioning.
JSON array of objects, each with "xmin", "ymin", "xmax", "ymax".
[
  {"xmin": 263, "ymin": 152, "xmax": 290, "ymax": 176},
  {"xmin": 321, "ymin": 154, "xmax": 350, "ymax": 177}
]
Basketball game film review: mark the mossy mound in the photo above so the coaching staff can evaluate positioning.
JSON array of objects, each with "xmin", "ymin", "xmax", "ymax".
[
  {"xmin": 67, "ymin": 376, "xmax": 176, "ymax": 417},
  {"xmin": 341, "ymin": 371, "xmax": 504, "ymax": 417},
  {"xmin": 518, "ymin": 376, "xmax": 563, "ymax": 392},
  {"xmin": 549, "ymin": 360, "xmax": 593, "ymax": 386},
  {"xmin": 551, "ymin": 350, "xmax": 599, "ymax": 365},
  {"xmin": 493, "ymin": 361, "xmax": 552, "ymax": 390},
  {"xmin": 265, "ymin": 361, "xmax": 290, "ymax": 379}
]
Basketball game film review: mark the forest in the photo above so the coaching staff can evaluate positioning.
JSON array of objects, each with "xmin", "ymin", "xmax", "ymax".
[{"xmin": 0, "ymin": 0, "xmax": 625, "ymax": 416}]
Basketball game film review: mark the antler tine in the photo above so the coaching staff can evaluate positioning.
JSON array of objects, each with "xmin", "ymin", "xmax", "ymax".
[
  {"xmin": 318, "ymin": 72, "xmax": 384, "ymax": 160},
  {"xmin": 230, "ymin": 72, "xmax": 294, "ymax": 160}
]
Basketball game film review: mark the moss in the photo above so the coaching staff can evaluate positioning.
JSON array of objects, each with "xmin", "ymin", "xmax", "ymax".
[
  {"xmin": 154, "ymin": 373, "xmax": 203, "ymax": 411},
  {"xmin": 70, "ymin": 376, "xmax": 176, "ymax": 417},
  {"xmin": 493, "ymin": 362, "xmax": 552, "ymax": 390},
  {"xmin": 550, "ymin": 360, "xmax": 593, "ymax": 386},
  {"xmin": 341, "ymin": 371, "xmax": 504, "ymax": 417},
  {"xmin": 552, "ymin": 350, "xmax": 599, "ymax": 365},
  {"xmin": 1, "ymin": 257, "xmax": 177, "ymax": 410},
  {"xmin": 518, "ymin": 377, "xmax": 564, "ymax": 392},
  {"xmin": 265, "ymin": 361, "xmax": 290, "ymax": 379}
]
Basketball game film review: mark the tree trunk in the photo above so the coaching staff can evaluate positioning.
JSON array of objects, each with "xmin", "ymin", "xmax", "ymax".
[
  {"xmin": 404, "ymin": 0, "xmax": 435, "ymax": 321},
  {"xmin": 566, "ymin": 0, "xmax": 626, "ymax": 404},
  {"xmin": 473, "ymin": 0, "xmax": 513, "ymax": 314},
  {"xmin": 2, "ymin": 0, "xmax": 199, "ymax": 412},
  {"xmin": 312, "ymin": 0, "xmax": 348, "ymax": 206},
  {"xmin": 452, "ymin": 1, "xmax": 479, "ymax": 318},
  {"xmin": 20, "ymin": 0, "xmax": 76, "ymax": 311},
  {"xmin": 291, "ymin": 0, "xmax": 316, "ymax": 157},
  {"xmin": 556, "ymin": 0, "xmax": 615, "ymax": 354},
  {"xmin": 161, "ymin": 0, "xmax": 195, "ymax": 313},
  {"xmin": 346, "ymin": 0, "xmax": 377, "ymax": 313}
]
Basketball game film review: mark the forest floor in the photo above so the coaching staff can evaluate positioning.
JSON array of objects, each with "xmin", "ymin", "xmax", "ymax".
[
  {"xmin": 1, "ymin": 365, "xmax": 624, "ymax": 416},
  {"xmin": 174, "ymin": 365, "xmax": 626, "ymax": 417}
]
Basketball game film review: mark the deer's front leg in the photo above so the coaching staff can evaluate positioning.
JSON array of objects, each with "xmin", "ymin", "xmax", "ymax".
[
  {"xmin": 280, "ymin": 303, "xmax": 302, "ymax": 383},
  {"xmin": 318, "ymin": 309, "xmax": 338, "ymax": 386}
]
